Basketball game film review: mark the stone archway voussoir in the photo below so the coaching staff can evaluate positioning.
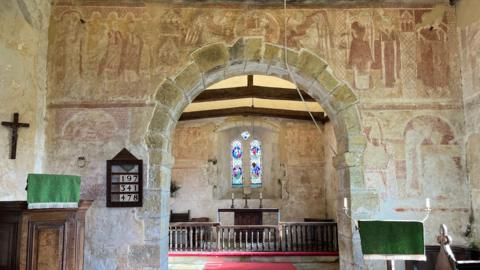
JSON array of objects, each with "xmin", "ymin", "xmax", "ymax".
[
  {"xmin": 297, "ymin": 49, "xmax": 328, "ymax": 80},
  {"xmin": 337, "ymin": 105, "xmax": 363, "ymax": 134},
  {"xmin": 148, "ymin": 106, "xmax": 176, "ymax": 135},
  {"xmin": 154, "ymin": 79, "xmax": 188, "ymax": 116},
  {"xmin": 229, "ymin": 36, "xmax": 265, "ymax": 65},
  {"xmin": 315, "ymin": 67, "xmax": 342, "ymax": 93},
  {"xmin": 190, "ymin": 42, "xmax": 230, "ymax": 73},
  {"xmin": 329, "ymin": 84, "xmax": 359, "ymax": 113},
  {"xmin": 172, "ymin": 63, "xmax": 204, "ymax": 101}
]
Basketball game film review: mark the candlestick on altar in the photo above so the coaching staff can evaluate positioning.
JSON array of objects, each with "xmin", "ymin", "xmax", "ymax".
[
  {"xmin": 422, "ymin": 198, "xmax": 432, "ymax": 222},
  {"xmin": 230, "ymin": 193, "xmax": 235, "ymax": 209},
  {"xmin": 243, "ymin": 194, "xmax": 249, "ymax": 208},
  {"xmin": 259, "ymin": 192, "xmax": 263, "ymax": 208}
]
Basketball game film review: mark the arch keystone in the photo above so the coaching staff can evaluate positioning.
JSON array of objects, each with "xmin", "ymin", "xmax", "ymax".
[
  {"xmin": 243, "ymin": 37, "xmax": 264, "ymax": 62},
  {"xmin": 191, "ymin": 42, "xmax": 229, "ymax": 73}
]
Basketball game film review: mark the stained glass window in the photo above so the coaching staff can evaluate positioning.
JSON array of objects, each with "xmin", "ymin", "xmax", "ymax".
[
  {"xmin": 231, "ymin": 138, "xmax": 262, "ymax": 188},
  {"xmin": 250, "ymin": 140, "xmax": 262, "ymax": 188},
  {"xmin": 231, "ymin": 140, "xmax": 243, "ymax": 187}
]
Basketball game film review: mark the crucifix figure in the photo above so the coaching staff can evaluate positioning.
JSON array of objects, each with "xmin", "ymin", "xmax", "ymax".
[{"xmin": 1, "ymin": 113, "xmax": 30, "ymax": 159}]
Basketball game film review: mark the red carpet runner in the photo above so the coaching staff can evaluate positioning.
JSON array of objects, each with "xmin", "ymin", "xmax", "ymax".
[{"xmin": 204, "ymin": 262, "xmax": 296, "ymax": 270}]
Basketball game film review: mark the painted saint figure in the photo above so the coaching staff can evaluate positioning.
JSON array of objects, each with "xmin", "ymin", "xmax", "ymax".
[
  {"xmin": 119, "ymin": 20, "xmax": 144, "ymax": 82},
  {"xmin": 98, "ymin": 15, "xmax": 122, "ymax": 78},
  {"xmin": 300, "ymin": 11, "xmax": 333, "ymax": 61},
  {"xmin": 417, "ymin": 22, "xmax": 449, "ymax": 92},
  {"xmin": 53, "ymin": 11, "xmax": 85, "ymax": 92},
  {"xmin": 372, "ymin": 15, "xmax": 401, "ymax": 88},
  {"xmin": 348, "ymin": 21, "xmax": 373, "ymax": 90}
]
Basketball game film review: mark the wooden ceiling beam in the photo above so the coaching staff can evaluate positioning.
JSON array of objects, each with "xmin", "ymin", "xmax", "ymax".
[
  {"xmin": 193, "ymin": 85, "xmax": 315, "ymax": 102},
  {"xmin": 180, "ymin": 107, "xmax": 328, "ymax": 122}
]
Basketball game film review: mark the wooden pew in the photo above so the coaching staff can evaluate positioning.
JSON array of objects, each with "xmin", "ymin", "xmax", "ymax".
[{"xmin": 435, "ymin": 224, "xmax": 480, "ymax": 270}]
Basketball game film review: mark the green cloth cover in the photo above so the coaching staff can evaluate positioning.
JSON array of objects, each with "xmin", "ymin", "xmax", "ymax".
[
  {"xmin": 27, "ymin": 174, "xmax": 80, "ymax": 209},
  {"xmin": 358, "ymin": 220, "xmax": 426, "ymax": 261}
]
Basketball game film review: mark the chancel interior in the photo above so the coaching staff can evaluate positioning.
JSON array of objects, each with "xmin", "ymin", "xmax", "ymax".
[{"xmin": 1, "ymin": 0, "xmax": 480, "ymax": 270}]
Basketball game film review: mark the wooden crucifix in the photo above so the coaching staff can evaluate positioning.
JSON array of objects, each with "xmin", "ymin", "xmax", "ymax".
[{"xmin": 1, "ymin": 113, "xmax": 30, "ymax": 159}]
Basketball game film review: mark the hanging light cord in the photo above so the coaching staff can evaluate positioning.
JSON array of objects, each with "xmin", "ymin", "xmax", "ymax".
[
  {"xmin": 252, "ymin": 96, "xmax": 255, "ymax": 139},
  {"xmin": 283, "ymin": 0, "xmax": 337, "ymax": 156}
]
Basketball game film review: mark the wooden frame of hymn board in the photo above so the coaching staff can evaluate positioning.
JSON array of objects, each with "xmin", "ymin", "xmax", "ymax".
[{"xmin": 106, "ymin": 148, "xmax": 143, "ymax": 207}]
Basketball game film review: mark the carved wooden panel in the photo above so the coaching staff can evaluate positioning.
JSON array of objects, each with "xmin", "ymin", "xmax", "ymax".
[
  {"xmin": 0, "ymin": 223, "xmax": 18, "ymax": 270},
  {"xmin": 234, "ymin": 211, "xmax": 262, "ymax": 225},
  {"xmin": 0, "ymin": 205, "xmax": 21, "ymax": 270},
  {"xmin": 29, "ymin": 222, "xmax": 66, "ymax": 270},
  {"xmin": 0, "ymin": 201, "xmax": 91, "ymax": 270}
]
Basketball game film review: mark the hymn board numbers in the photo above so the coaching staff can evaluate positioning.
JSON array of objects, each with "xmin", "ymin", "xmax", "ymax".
[{"xmin": 106, "ymin": 148, "xmax": 143, "ymax": 207}]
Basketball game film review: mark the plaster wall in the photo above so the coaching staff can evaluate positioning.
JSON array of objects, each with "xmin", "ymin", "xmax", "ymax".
[
  {"xmin": 170, "ymin": 117, "xmax": 338, "ymax": 223},
  {"xmin": 0, "ymin": 1, "xmax": 468, "ymax": 269},
  {"xmin": 457, "ymin": 0, "xmax": 480, "ymax": 248},
  {"xmin": 0, "ymin": 0, "xmax": 50, "ymax": 200}
]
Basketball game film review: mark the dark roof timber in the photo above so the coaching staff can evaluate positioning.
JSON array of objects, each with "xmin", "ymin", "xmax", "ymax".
[
  {"xmin": 180, "ymin": 107, "xmax": 329, "ymax": 122},
  {"xmin": 194, "ymin": 86, "xmax": 314, "ymax": 102}
]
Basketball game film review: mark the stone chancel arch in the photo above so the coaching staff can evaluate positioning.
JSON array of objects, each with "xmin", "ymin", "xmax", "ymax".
[{"xmin": 138, "ymin": 37, "xmax": 374, "ymax": 270}]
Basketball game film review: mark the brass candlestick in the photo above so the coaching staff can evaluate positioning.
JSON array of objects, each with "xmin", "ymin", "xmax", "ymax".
[{"xmin": 243, "ymin": 194, "xmax": 249, "ymax": 208}]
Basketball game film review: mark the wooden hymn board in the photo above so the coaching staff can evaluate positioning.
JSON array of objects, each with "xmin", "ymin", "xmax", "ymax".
[{"xmin": 106, "ymin": 148, "xmax": 143, "ymax": 207}]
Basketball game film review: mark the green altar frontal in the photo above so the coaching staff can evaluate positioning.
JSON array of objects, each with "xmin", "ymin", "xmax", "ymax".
[{"xmin": 27, "ymin": 174, "xmax": 81, "ymax": 209}]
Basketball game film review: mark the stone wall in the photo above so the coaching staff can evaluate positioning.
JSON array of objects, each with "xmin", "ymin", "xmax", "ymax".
[
  {"xmin": 0, "ymin": 0, "xmax": 50, "ymax": 200},
  {"xmin": 171, "ymin": 117, "xmax": 338, "ymax": 223},
  {"xmin": 457, "ymin": 0, "xmax": 480, "ymax": 248},
  {"xmin": 1, "ymin": 1, "xmax": 468, "ymax": 269}
]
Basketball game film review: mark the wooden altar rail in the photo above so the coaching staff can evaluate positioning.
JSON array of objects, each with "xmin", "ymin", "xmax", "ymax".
[
  {"xmin": 169, "ymin": 222, "xmax": 219, "ymax": 251},
  {"xmin": 169, "ymin": 222, "xmax": 338, "ymax": 253}
]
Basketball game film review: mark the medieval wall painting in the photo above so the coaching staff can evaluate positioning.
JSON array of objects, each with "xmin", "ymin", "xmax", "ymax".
[
  {"xmin": 53, "ymin": 109, "xmax": 128, "ymax": 141},
  {"xmin": 399, "ymin": 9, "xmax": 417, "ymax": 96},
  {"xmin": 52, "ymin": 10, "xmax": 85, "ymax": 96},
  {"xmin": 363, "ymin": 112, "xmax": 396, "ymax": 199},
  {"xmin": 235, "ymin": 10, "xmax": 280, "ymax": 44},
  {"xmin": 403, "ymin": 116, "xmax": 462, "ymax": 197},
  {"xmin": 286, "ymin": 10, "xmax": 334, "ymax": 63},
  {"xmin": 459, "ymin": 20, "xmax": 480, "ymax": 99},
  {"xmin": 372, "ymin": 10, "xmax": 401, "ymax": 89},
  {"xmin": 173, "ymin": 125, "xmax": 213, "ymax": 162},
  {"xmin": 347, "ymin": 10, "xmax": 374, "ymax": 90},
  {"xmin": 47, "ymin": 5, "xmax": 461, "ymax": 103},
  {"xmin": 415, "ymin": 9, "xmax": 450, "ymax": 98}
]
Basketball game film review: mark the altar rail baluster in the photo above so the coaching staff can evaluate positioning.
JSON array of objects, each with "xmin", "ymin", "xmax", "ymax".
[
  {"xmin": 216, "ymin": 225, "xmax": 278, "ymax": 251},
  {"xmin": 168, "ymin": 222, "xmax": 337, "ymax": 252},
  {"xmin": 169, "ymin": 222, "xmax": 219, "ymax": 251},
  {"xmin": 279, "ymin": 222, "xmax": 338, "ymax": 252}
]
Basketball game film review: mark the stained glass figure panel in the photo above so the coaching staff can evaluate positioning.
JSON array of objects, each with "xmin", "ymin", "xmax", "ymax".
[
  {"xmin": 231, "ymin": 140, "xmax": 243, "ymax": 187},
  {"xmin": 250, "ymin": 140, "xmax": 262, "ymax": 188}
]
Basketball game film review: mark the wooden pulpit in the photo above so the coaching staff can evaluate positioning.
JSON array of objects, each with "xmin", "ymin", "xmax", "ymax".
[{"xmin": 0, "ymin": 200, "xmax": 92, "ymax": 270}]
